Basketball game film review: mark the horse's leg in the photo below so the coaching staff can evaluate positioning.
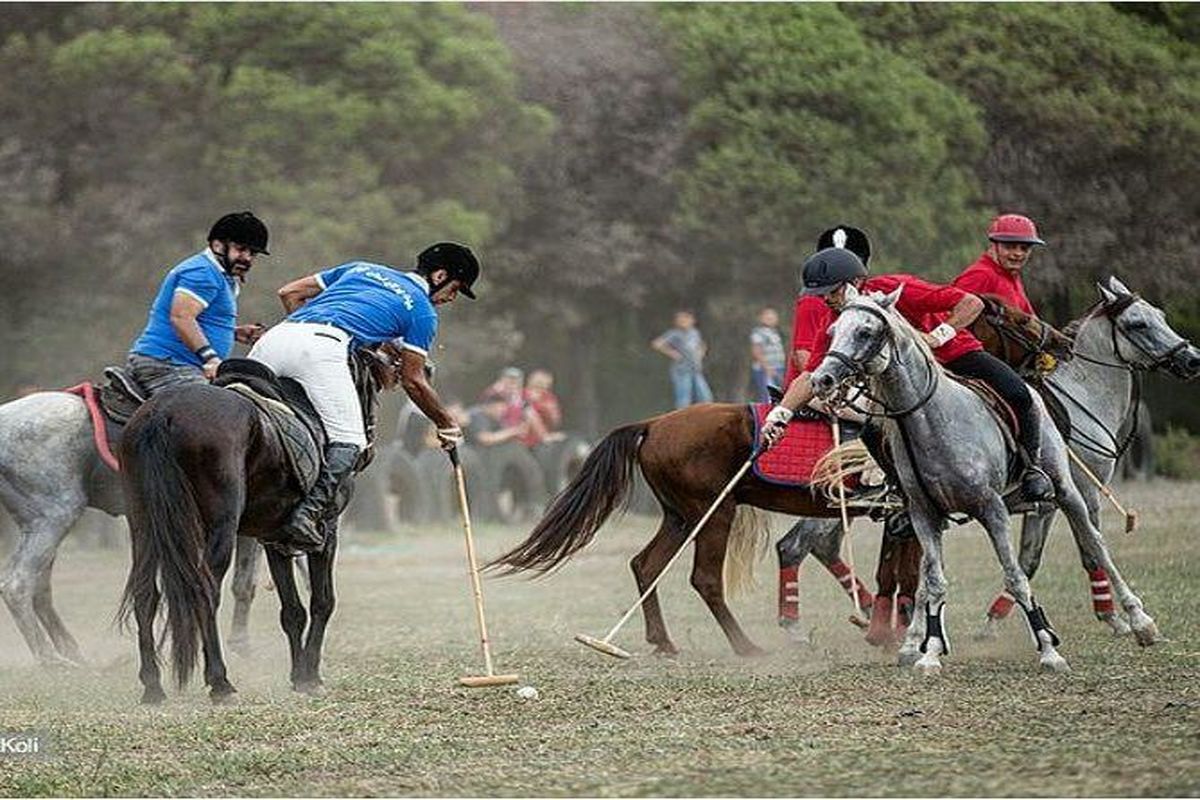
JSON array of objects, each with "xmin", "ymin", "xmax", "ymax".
[
  {"xmin": 228, "ymin": 535, "xmax": 261, "ymax": 657},
  {"xmin": 903, "ymin": 516, "xmax": 948, "ymax": 675},
  {"xmin": 32, "ymin": 556, "xmax": 85, "ymax": 664},
  {"xmin": 977, "ymin": 510, "xmax": 1051, "ymax": 639},
  {"xmin": 775, "ymin": 517, "xmax": 839, "ymax": 644},
  {"xmin": 810, "ymin": 527, "xmax": 874, "ymax": 615},
  {"xmin": 0, "ymin": 501, "xmax": 84, "ymax": 667},
  {"xmin": 1072, "ymin": 481, "xmax": 1131, "ymax": 636},
  {"xmin": 866, "ymin": 531, "xmax": 902, "ymax": 647},
  {"xmin": 1052, "ymin": 470, "xmax": 1159, "ymax": 645},
  {"xmin": 630, "ymin": 513, "xmax": 685, "ymax": 656},
  {"xmin": 265, "ymin": 547, "xmax": 309, "ymax": 688},
  {"xmin": 297, "ymin": 531, "xmax": 339, "ymax": 693},
  {"xmin": 893, "ymin": 535, "xmax": 920, "ymax": 641},
  {"xmin": 201, "ymin": 516, "xmax": 239, "ymax": 703},
  {"xmin": 978, "ymin": 497, "xmax": 1069, "ymax": 673},
  {"xmin": 689, "ymin": 501, "xmax": 764, "ymax": 657},
  {"xmin": 897, "ymin": 549, "xmax": 929, "ymax": 668},
  {"xmin": 130, "ymin": 529, "xmax": 166, "ymax": 705}
]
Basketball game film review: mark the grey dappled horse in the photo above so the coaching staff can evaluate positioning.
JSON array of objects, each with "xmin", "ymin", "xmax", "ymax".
[
  {"xmin": 810, "ymin": 285, "xmax": 1158, "ymax": 674},
  {"xmin": 0, "ymin": 390, "xmax": 265, "ymax": 665},
  {"xmin": 978, "ymin": 277, "xmax": 1200, "ymax": 636}
]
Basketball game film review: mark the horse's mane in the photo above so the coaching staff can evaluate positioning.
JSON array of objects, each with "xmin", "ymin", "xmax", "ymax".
[
  {"xmin": 1061, "ymin": 300, "xmax": 1107, "ymax": 340},
  {"xmin": 1061, "ymin": 293, "xmax": 1140, "ymax": 340}
]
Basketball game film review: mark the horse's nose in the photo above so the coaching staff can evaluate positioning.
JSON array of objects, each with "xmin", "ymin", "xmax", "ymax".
[{"xmin": 814, "ymin": 372, "xmax": 836, "ymax": 393}]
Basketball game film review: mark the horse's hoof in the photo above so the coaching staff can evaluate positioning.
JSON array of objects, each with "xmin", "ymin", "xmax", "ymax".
[
  {"xmin": 914, "ymin": 655, "xmax": 942, "ymax": 676},
  {"xmin": 293, "ymin": 680, "xmax": 325, "ymax": 696},
  {"xmin": 1133, "ymin": 621, "xmax": 1161, "ymax": 647},
  {"xmin": 897, "ymin": 648, "xmax": 921, "ymax": 668},
  {"xmin": 210, "ymin": 685, "xmax": 238, "ymax": 705},
  {"xmin": 782, "ymin": 626, "xmax": 814, "ymax": 647},
  {"xmin": 972, "ymin": 619, "xmax": 1000, "ymax": 641},
  {"xmin": 140, "ymin": 687, "xmax": 166, "ymax": 705},
  {"xmin": 1040, "ymin": 654, "xmax": 1071, "ymax": 673},
  {"xmin": 651, "ymin": 644, "xmax": 679, "ymax": 658},
  {"xmin": 1103, "ymin": 615, "xmax": 1133, "ymax": 637},
  {"xmin": 737, "ymin": 644, "xmax": 768, "ymax": 659}
]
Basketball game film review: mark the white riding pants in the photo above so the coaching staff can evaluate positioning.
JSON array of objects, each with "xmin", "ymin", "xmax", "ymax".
[{"xmin": 248, "ymin": 321, "xmax": 367, "ymax": 447}]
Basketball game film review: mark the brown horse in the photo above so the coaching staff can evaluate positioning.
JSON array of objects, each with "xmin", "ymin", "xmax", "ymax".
[{"xmin": 493, "ymin": 294, "xmax": 1073, "ymax": 658}]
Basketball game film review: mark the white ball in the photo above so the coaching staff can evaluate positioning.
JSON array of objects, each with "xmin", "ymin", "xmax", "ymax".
[{"xmin": 515, "ymin": 685, "xmax": 539, "ymax": 700}]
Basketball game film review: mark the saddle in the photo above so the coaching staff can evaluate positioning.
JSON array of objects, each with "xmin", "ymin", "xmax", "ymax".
[{"xmin": 213, "ymin": 359, "xmax": 326, "ymax": 493}]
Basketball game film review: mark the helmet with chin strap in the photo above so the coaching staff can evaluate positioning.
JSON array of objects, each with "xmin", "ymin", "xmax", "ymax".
[
  {"xmin": 800, "ymin": 247, "xmax": 868, "ymax": 296},
  {"xmin": 417, "ymin": 242, "xmax": 479, "ymax": 299},
  {"xmin": 208, "ymin": 211, "xmax": 269, "ymax": 254}
]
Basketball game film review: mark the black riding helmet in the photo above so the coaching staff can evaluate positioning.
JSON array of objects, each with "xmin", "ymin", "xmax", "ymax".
[
  {"xmin": 800, "ymin": 247, "xmax": 868, "ymax": 296},
  {"xmin": 816, "ymin": 224, "xmax": 871, "ymax": 266},
  {"xmin": 208, "ymin": 211, "xmax": 269, "ymax": 255},
  {"xmin": 418, "ymin": 241, "xmax": 479, "ymax": 299}
]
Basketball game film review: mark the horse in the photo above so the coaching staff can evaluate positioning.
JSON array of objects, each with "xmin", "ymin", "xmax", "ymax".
[
  {"xmin": 773, "ymin": 294, "xmax": 1076, "ymax": 646},
  {"xmin": 979, "ymin": 277, "xmax": 1200, "ymax": 636},
  {"xmin": 808, "ymin": 284, "xmax": 1158, "ymax": 674},
  {"xmin": 116, "ymin": 348, "xmax": 392, "ymax": 703},
  {"xmin": 0, "ymin": 384, "xmax": 267, "ymax": 666}
]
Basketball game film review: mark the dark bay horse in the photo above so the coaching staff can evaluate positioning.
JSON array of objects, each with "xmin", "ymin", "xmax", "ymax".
[{"xmin": 117, "ymin": 350, "xmax": 391, "ymax": 703}]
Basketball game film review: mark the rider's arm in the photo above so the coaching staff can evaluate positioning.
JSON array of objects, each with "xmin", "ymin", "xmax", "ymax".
[
  {"xmin": 777, "ymin": 371, "xmax": 816, "ymax": 415},
  {"xmin": 277, "ymin": 276, "xmax": 323, "ymax": 313},
  {"xmin": 398, "ymin": 350, "xmax": 455, "ymax": 430},
  {"xmin": 944, "ymin": 293, "xmax": 985, "ymax": 331},
  {"xmin": 169, "ymin": 293, "xmax": 220, "ymax": 376},
  {"xmin": 651, "ymin": 334, "xmax": 682, "ymax": 360}
]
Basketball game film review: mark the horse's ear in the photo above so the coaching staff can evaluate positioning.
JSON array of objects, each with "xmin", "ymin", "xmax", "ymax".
[
  {"xmin": 1107, "ymin": 276, "xmax": 1133, "ymax": 297},
  {"xmin": 1097, "ymin": 281, "xmax": 1120, "ymax": 305},
  {"xmin": 878, "ymin": 285, "xmax": 903, "ymax": 310},
  {"xmin": 844, "ymin": 284, "xmax": 860, "ymax": 301}
]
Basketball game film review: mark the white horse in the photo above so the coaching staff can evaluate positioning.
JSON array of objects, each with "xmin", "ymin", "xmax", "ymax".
[
  {"xmin": 0, "ymin": 390, "xmax": 263, "ymax": 666},
  {"xmin": 811, "ymin": 285, "xmax": 1158, "ymax": 674}
]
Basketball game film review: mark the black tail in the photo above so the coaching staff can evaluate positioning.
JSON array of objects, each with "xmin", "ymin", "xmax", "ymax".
[
  {"xmin": 488, "ymin": 422, "xmax": 648, "ymax": 574},
  {"xmin": 117, "ymin": 416, "xmax": 214, "ymax": 688}
]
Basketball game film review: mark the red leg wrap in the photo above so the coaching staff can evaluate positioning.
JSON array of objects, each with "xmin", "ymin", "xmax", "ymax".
[
  {"xmin": 825, "ymin": 559, "xmax": 874, "ymax": 611},
  {"xmin": 778, "ymin": 565, "xmax": 800, "ymax": 621},
  {"xmin": 1088, "ymin": 567, "xmax": 1115, "ymax": 615},
  {"xmin": 988, "ymin": 592, "xmax": 1016, "ymax": 620},
  {"xmin": 865, "ymin": 595, "xmax": 895, "ymax": 646}
]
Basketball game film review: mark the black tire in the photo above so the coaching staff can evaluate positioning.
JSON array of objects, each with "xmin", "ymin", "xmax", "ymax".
[
  {"xmin": 532, "ymin": 434, "xmax": 594, "ymax": 497},
  {"xmin": 479, "ymin": 441, "xmax": 548, "ymax": 524}
]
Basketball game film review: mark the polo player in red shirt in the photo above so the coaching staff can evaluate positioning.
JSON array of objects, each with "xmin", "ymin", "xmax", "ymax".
[{"xmin": 952, "ymin": 213, "xmax": 1043, "ymax": 313}]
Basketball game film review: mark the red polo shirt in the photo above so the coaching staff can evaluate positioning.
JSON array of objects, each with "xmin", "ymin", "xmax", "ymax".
[
  {"xmin": 952, "ymin": 252, "xmax": 1036, "ymax": 315},
  {"xmin": 784, "ymin": 295, "xmax": 834, "ymax": 385},
  {"xmin": 805, "ymin": 274, "xmax": 983, "ymax": 370}
]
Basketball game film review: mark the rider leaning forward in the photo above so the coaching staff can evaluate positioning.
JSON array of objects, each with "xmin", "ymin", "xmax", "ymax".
[
  {"xmin": 249, "ymin": 242, "xmax": 480, "ymax": 553},
  {"xmin": 761, "ymin": 240, "xmax": 1056, "ymax": 513},
  {"xmin": 128, "ymin": 212, "xmax": 270, "ymax": 393}
]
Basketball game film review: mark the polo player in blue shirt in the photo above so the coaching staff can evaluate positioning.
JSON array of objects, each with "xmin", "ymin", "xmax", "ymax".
[
  {"xmin": 249, "ymin": 242, "xmax": 480, "ymax": 552},
  {"xmin": 129, "ymin": 212, "xmax": 270, "ymax": 393}
]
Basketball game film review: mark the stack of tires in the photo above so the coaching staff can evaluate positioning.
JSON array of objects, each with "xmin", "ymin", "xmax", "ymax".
[{"xmin": 345, "ymin": 434, "xmax": 595, "ymax": 532}]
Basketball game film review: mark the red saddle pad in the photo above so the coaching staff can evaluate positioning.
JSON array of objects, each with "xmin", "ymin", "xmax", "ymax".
[{"xmin": 750, "ymin": 403, "xmax": 837, "ymax": 487}]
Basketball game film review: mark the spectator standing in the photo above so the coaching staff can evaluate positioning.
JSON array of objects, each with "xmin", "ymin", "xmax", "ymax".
[
  {"xmin": 521, "ymin": 368, "xmax": 565, "ymax": 446},
  {"xmin": 748, "ymin": 307, "xmax": 786, "ymax": 402},
  {"xmin": 651, "ymin": 310, "xmax": 714, "ymax": 409}
]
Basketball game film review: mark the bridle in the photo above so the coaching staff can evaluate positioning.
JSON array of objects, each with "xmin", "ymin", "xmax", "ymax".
[
  {"xmin": 822, "ymin": 303, "xmax": 940, "ymax": 419},
  {"xmin": 978, "ymin": 298, "xmax": 1056, "ymax": 372},
  {"xmin": 1046, "ymin": 293, "xmax": 1192, "ymax": 461}
]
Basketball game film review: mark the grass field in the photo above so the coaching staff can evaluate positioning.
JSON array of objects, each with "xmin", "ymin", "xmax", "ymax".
[{"xmin": 1, "ymin": 480, "xmax": 1198, "ymax": 796}]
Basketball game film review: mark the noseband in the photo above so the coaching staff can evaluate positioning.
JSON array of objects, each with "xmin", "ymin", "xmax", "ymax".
[
  {"xmin": 824, "ymin": 304, "xmax": 939, "ymax": 419},
  {"xmin": 1072, "ymin": 294, "xmax": 1190, "ymax": 373}
]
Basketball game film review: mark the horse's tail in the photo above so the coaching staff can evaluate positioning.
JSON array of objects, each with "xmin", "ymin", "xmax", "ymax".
[
  {"xmin": 116, "ymin": 416, "xmax": 214, "ymax": 688},
  {"xmin": 723, "ymin": 506, "xmax": 771, "ymax": 598},
  {"xmin": 488, "ymin": 422, "xmax": 648, "ymax": 574}
]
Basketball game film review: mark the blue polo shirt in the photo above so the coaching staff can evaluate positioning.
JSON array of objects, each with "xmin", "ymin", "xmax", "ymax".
[
  {"xmin": 130, "ymin": 249, "xmax": 239, "ymax": 366},
  {"xmin": 289, "ymin": 262, "xmax": 438, "ymax": 355}
]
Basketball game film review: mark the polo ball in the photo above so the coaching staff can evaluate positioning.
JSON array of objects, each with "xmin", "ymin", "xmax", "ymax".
[{"xmin": 516, "ymin": 685, "xmax": 539, "ymax": 700}]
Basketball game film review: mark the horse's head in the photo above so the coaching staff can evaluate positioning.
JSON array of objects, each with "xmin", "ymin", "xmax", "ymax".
[
  {"xmin": 1098, "ymin": 276, "xmax": 1200, "ymax": 380},
  {"xmin": 810, "ymin": 285, "xmax": 906, "ymax": 400},
  {"xmin": 976, "ymin": 295, "xmax": 1074, "ymax": 366}
]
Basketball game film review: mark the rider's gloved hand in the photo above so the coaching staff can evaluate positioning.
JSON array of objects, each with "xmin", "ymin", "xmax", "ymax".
[
  {"xmin": 760, "ymin": 405, "xmax": 793, "ymax": 451},
  {"xmin": 436, "ymin": 426, "xmax": 465, "ymax": 451},
  {"xmin": 202, "ymin": 358, "xmax": 222, "ymax": 381}
]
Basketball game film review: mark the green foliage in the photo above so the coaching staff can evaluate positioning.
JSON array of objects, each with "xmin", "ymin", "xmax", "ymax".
[
  {"xmin": 660, "ymin": 4, "xmax": 987, "ymax": 281},
  {"xmin": 1154, "ymin": 425, "xmax": 1200, "ymax": 479}
]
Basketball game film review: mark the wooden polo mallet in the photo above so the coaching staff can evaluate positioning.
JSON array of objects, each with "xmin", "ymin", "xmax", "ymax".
[
  {"xmin": 448, "ymin": 447, "xmax": 519, "ymax": 687},
  {"xmin": 1065, "ymin": 446, "xmax": 1139, "ymax": 533},
  {"xmin": 576, "ymin": 453, "xmax": 759, "ymax": 659}
]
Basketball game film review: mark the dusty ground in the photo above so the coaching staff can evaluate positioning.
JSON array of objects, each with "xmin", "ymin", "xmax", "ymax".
[{"xmin": 0, "ymin": 480, "xmax": 1197, "ymax": 796}]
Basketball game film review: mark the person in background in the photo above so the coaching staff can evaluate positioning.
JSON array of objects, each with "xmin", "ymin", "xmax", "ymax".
[
  {"xmin": 466, "ymin": 395, "xmax": 528, "ymax": 448},
  {"xmin": 482, "ymin": 367, "xmax": 526, "ymax": 427},
  {"xmin": 749, "ymin": 307, "xmax": 786, "ymax": 402},
  {"xmin": 651, "ymin": 310, "xmax": 714, "ymax": 409},
  {"xmin": 128, "ymin": 211, "xmax": 270, "ymax": 394},
  {"xmin": 521, "ymin": 368, "xmax": 565, "ymax": 446}
]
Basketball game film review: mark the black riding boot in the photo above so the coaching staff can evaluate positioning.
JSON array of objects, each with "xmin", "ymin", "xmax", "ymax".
[
  {"xmin": 278, "ymin": 443, "xmax": 361, "ymax": 553},
  {"xmin": 861, "ymin": 421, "xmax": 916, "ymax": 540},
  {"xmin": 1017, "ymin": 414, "xmax": 1055, "ymax": 502}
]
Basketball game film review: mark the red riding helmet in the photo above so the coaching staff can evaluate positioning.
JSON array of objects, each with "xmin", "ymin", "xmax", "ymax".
[{"xmin": 987, "ymin": 214, "xmax": 1045, "ymax": 246}]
